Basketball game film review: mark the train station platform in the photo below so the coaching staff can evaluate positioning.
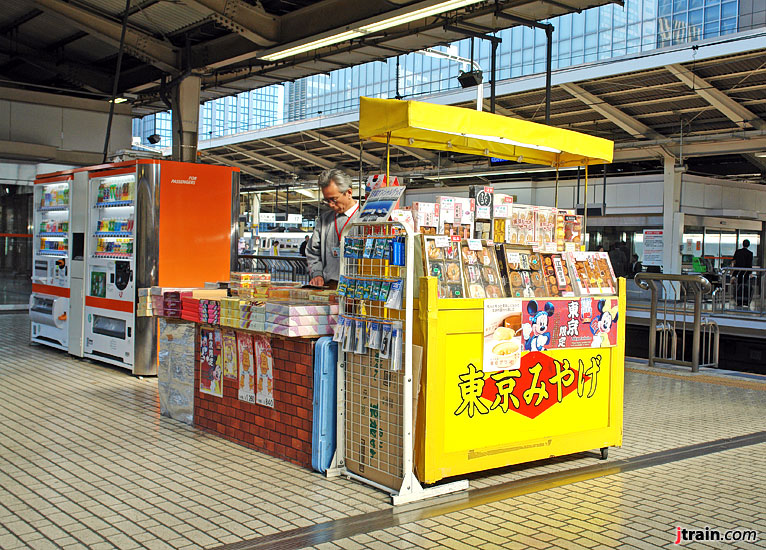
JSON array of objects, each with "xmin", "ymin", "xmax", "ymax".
[{"xmin": 0, "ymin": 311, "xmax": 764, "ymax": 550}]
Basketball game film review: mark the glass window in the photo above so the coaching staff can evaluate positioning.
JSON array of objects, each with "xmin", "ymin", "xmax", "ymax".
[
  {"xmin": 659, "ymin": 0, "xmax": 672, "ymax": 16},
  {"xmin": 720, "ymin": 17, "xmax": 736, "ymax": 33},
  {"xmin": 673, "ymin": 0, "xmax": 688, "ymax": 13},
  {"xmin": 721, "ymin": 0, "xmax": 737, "ymax": 19}
]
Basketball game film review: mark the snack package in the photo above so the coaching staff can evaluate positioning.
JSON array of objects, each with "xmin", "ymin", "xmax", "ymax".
[
  {"xmin": 567, "ymin": 251, "xmax": 617, "ymax": 295},
  {"xmin": 461, "ymin": 240, "xmax": 505, "ymax": 299},
  {"xmin": 410, "ymin": 202, "xmax": 440, "ymax": 234},
  {"xmin": 541, "ymin": 254, "xmax": 577, "ymax": 297},
  {"xmin": 498, "ymin": 245, "xmax": 545, "ymax": 298},
  {"xmin": 423, "ymin": 235, "xmax": 465, "ymax": 298},
  {"xmin": 438, "ymin": 196, "xmax": 474, "ymax": 238},
  {"xmin": 535, "ymin": 207, "xmax": 558, "ymax": 253},
  {"xmin": 507, "ymin": 204, "xmax": 536, "ymax": 246}
]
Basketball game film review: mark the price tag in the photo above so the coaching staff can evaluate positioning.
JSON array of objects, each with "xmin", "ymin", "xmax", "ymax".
[
  {"xmin": 507, "ymin": 252, "xmax": 521, "ymax": 264},
  {"xmin": 467, "ymin": 239, "xmax": 483, "ymax": 251},
  {"xmin": 565, "ymin": 242, "xmax": 576, "ymax": 252},
  {"xmin": 493, "ymin": 204, "xmax": 508, "ymax": 218},
  {"xmin": 434, "ymin": 236, "xmax": 450, "ymax": 248}
]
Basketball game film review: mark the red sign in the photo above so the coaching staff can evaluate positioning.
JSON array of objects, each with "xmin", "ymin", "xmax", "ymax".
[{"xmin": 521, "ymin": 297, "xmax": 618, "ymax": 352}]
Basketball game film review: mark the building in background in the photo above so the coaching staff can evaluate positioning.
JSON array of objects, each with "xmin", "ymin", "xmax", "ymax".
[{"xmin": 132, "ymin": 0, "xmax": 764, "ymax": 146}]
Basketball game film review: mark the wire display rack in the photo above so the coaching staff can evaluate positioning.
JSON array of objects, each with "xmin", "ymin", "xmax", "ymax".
[{"xmin": 327, "ymin": 219, "xmax": 468, "ymax": 505}]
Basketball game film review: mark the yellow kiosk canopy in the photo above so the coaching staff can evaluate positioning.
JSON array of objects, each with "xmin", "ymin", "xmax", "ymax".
[{"xmin": 358, "ymin": 97, "xmax": 613, "ymax": 167}]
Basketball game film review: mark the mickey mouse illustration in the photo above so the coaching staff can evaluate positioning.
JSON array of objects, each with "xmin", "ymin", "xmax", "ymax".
[
  {"xmin": 522, "ymin": 300, "xmax": 556, "ymax": 351},
  {"xmin": 591, "ymin": 299, "xmax": 618, "ymax": 348}
]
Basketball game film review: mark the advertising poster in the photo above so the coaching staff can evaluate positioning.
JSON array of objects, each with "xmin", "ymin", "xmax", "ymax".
[
  {"xmin": 358, "ymin": 186, "xmax": 406, "ymax": 223},
  {"xmin": 253, "ymin": 335, "xmax": 274, "ymax": 408},
  {"xmin": 221, "ymin": 329, "xmax": 238, "ymax": 379},
  {"xmin": 199, "ymin": 327, "xmax": 223, "ymax": 397},
  {"xmin": 236, "ymin": 332, "xmax": 255, "ymax": 404},
  {"xmin": 521, "ymin": 297, "xmax": 619, "ymax": 351},
  {"xmin": 643, "ymin": 229, "xmax": 664, "ymax": 266},
  {"xmin": 483, "ymin": 298, "xmax": 523, "ymax": 373}
]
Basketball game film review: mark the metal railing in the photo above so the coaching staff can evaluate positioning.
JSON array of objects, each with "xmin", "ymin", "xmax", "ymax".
[
  {"xmin": 237, "ymin": 254, "xmax": 310, "ymax": 284},
  {"xmin": 635, "ymin": 273, "xmax": 719, "ymax": 372},
  {"xmin": 713, "ymin": 267, "xmax": 766, "ymax": 317}
]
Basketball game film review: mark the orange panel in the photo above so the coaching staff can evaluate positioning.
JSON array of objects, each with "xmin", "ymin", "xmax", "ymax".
[
  {"xmin": 88, "ymin": 166, "xmax": 138, "ymax": 179},
  {"xmin": 32, "ymin": 284, "xmax": 70, "ymax": 298},
  {"xmin": 158, "ymin": 161, "xmax": 238, "ymax": 287},
  {"xmin": 85, "ymin": 296, "xmax": 134, "ymax": 313}
]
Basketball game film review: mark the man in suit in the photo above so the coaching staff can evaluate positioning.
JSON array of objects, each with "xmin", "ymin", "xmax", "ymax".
[{"xmin": 732, "ymin": 239, "xmax": 754, "ymax": 306}]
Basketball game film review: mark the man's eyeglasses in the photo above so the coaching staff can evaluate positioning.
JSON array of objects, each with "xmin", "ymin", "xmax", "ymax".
[{"xmin": 321, "ymin": 196, "xmax": 342, "ymax": 206}]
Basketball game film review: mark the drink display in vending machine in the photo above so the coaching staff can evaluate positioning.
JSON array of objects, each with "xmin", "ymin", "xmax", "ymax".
[
  {"xmin": 81, "ymin": 160, "xmax": 240, "ymax": 375},
  {"xmin": 30, "ymin": 175, "xmax": 74, "ymax": 350}
]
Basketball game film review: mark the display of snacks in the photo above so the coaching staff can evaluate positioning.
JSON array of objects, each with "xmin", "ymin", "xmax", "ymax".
[
  {"xmin": 438, "ymin": 196, "xmax": 474, "ymax": 238},
  {"xmin": 556, "ymin": 210, "xmax": 583, "ymax": 252},
  {"xmin": 461, "ymin": 240, "xmax": 504, "ymax": 299},
  {"xmin": 497, "ymin": 245, "xmax": 545, "ymax": 298},
  {"xmin": 97, "ymin": 179, "xmax": 133, "ymax": 204},
  {"xmin": 410, "ymin": 202, "xmax": 440, "ymax": 235},
  {"xmin": 422, "ymin": 235, "xmax": 465, "ymax": 298},
  {"xmin": 540, "ymin": 254, "xmax": 576, "ymax": 297},
  {"xmin": 507, "ymin": 205, "xmax": 536, "ymax": 246},
  {"xmin": 566, "ymin": 251, "xmax": 617, "ymax": 295},
  {"xmin": 536, "ymin": 207, "xmax": 557, "ymax": 253}
]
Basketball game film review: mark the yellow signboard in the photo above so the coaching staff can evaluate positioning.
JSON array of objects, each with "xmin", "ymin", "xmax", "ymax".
[{"xmin": 417, "ymin": 278, "xmax": 625, "ymax": 483}]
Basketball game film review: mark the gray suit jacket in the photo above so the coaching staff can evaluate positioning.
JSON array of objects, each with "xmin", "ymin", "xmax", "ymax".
[{"xmin": 306, "ymin": 205, "xmax": 357, "ymax": 282}]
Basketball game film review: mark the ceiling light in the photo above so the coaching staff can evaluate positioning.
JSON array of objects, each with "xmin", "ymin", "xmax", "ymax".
[
  {"xmin": 109, "ymin": 97, "xmax": 128, "ymax": 103},
  {"xmin": 755, "ymin": 152, "xmax": 766, "ymax": 158},
  {"xmin": 293, "ymin": 188, "xmax": 316, "ymax": 198},
  {"xmin": 259, "ymin": 0, "xmax": 484, "ymax": 62}
]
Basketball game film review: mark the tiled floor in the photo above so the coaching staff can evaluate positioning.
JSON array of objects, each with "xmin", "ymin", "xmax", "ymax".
[{"xmin": 1, "ymin": 312, "xmax": 764, "ymax": 550}]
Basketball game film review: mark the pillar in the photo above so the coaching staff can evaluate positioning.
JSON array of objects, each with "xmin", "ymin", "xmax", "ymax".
[
  {"xmin": 171, "ymin": 75, "xmax": 201, "ymax": 163},
  {"xmin": 662, "ymin": 155, "xmax": 684, "ymax": 274}
]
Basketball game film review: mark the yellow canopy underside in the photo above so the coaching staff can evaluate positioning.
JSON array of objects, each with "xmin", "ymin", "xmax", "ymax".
[{"xmin": 358, "ymin": 97, "xmax": 614, "ymax": 167}]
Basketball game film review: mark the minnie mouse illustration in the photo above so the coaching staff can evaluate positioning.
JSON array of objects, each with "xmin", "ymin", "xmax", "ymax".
[
  {"xmin": 590, "ymin": 299, "xmax": 618, "ymax": 348},
  {"xmin": 522, "ymin": 300, "xmax": 555, "ymax": 351}
]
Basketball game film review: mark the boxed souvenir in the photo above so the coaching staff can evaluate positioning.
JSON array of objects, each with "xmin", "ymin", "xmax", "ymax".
[
  {"xmin": 461, "ymin": 240, "xmax": 505, "ymax": 299},
  {"xmin": 469, "ymin": 185, "xmax": 494, "ymax": 240},
  {"xmin": 497, "ymin": 245, "xmax": 545, "ymax": 298},
  {"xmin": 438, "ymin": 196, "xmax": 474, "ymax": 238},
  {"xmin": 566, "ymin": 251, "xmax": 617, "ymax": 295},
  {"xmin": 422, "ymin": 235, "xmax": 465, "ymax": 298},
  {"xmin": 409, "ymin": 202, "xmax": 440, "ymax": 234},
  {"xmin": 535, "ymin": 207, "xmax": 558, "ymax": 253},
  {"xmin": 506, "ymin": 204, "xmax": 536, "ymax": 246},
  {"xmin": 557, "ymin": 211, "xmax": 583, "ymax": 251},
  {"xmin": 540, "ymin": 254, "xmax": 577, "ymax": 297},
  {"xmin": 264, "ymin": 300, "xmax": 339, "ymax": 316}
]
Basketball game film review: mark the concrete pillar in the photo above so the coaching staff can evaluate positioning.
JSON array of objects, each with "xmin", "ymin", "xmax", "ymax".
[
  {"xmin": 171, "ymin": 75, "xmax": 201, "ymax": 162},
  {"xmin": 662, "ymin": 155, "xmax": 684, "ymax": 274}
]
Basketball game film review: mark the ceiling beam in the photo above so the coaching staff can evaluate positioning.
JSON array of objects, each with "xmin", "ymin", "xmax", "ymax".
[
  {"xmin": 226, "ymin": 145, "xmax": 296, "ymax": 174},
  {"xmin": 180, "ymin": 0, "xmax": 279, "ymax": 45},
  {"xmin": 560, "ymin": 82, "xmax": 662, "ymax": 139},
  {"xmin": 666, "ymin": 63, "xmax": 766, "ymax": 131},
  {"xmin": 201, "ymin": 152, "xmax": 272, "ymax": 182},
  {"xmin": 744, "ymin": 153, "xmax": 766, "ymax": 173},
  {"xmin": 0, "ymin": 9, "xmax": 43, "ymax": 34},
  {"xmin": 34, "ymin": 0, "xmax": 178, "ymax": 73},
  {"xmin": 302, "ymin": 130, "xmax": 381, "ymax": 167},
  {"xmin": 482, "ymin": 100, "xmax": 521, "ymax": 118},
  {"xmin": 261, "ymin": 138, "xmax": 335, "ymax": 170}
]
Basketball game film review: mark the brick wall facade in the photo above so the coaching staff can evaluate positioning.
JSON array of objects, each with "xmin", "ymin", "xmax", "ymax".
[{"xmin": 194, "ymin": 332, "xmax": 315, "ymax": 468}]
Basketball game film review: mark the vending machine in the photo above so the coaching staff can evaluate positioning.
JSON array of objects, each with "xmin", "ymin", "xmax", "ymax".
[
  {"xmin": 82, "ymin": 160, "xmax": 239, "ymax": 375},
  {"xmin": 30, "ymin": 173, "xmax": 75, "ymax": 350}
]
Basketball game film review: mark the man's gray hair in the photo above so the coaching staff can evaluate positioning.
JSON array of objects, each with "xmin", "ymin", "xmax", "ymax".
[{"xmin": 318, "ymin": 169, "xmax": 352, "ymax": 193}]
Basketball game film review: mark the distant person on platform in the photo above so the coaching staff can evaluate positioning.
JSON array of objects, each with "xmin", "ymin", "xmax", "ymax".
[
  {"xmin": 299, "ymin": 235, "xmax": 309, "ymax": 256},
  {"xmin": 629, "ymin": 254, "xmax": 642, "ymax": 279},
  {"xmin": 609, "ymin": 243, "xmax": 628, "ymax": 278},
  {"xmin": 733, "ymin": 239, "xmax": 754, "ymax": 306},
  {"xmin": 306, "ymin": 169, "xmax": 359, "ymax": 288}
]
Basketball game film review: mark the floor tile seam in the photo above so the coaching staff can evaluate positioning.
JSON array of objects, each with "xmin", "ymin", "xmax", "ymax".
[
  {"xmin": 624, "ymin": 367, "xmax": 766, "ymax": 391},
  {"xmin": 208, "ymin": 432, "xmax": 766, "ymax": 550}
]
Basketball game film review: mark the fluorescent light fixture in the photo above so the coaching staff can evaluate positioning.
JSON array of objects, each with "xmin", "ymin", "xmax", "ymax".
[
  {"xmin": 109, "ymin": 97, "xmax": 128, "ymax": 103},
  {"xmin": 259, "ymin": 0, "xmax": 484, "ymax": 62},
  {"xmin": 293, "ymin": 188, "xmax": 316, "ymax": 198},
  {"xmin": 423, "ymin": 166, "xmax": 579, "ymax": 180},
  {"xmin": 755, "ymin": 152, "xmax": 766, "ymax": 158}
]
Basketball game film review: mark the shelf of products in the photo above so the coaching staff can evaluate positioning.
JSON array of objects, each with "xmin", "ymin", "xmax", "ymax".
[
  {"xmin": 38, "ymin": 232, "xmax": 68, "ymax": 238},
  {"xmin": 38, "ymin": 205, "xmax": 69, "ymax": 212},
  {"xmin": 95, "ymin": 237, "xmax": 133, "ymax": 255},
  {"xmin": 96, "ymin": 178, "xmax": 134, "ymax": 205},
  {"xmin": 96, "ymin": 218, "xmax": 133, "ymax": 232},
  {"xmin": 39, "ymin": 186, "xmax": 70, "ymax": 209}
]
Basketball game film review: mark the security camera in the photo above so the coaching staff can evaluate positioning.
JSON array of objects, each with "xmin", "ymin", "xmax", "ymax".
[{"xmin": 147, "ymin": 134, "xmax": 161, "ymax": 145}]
